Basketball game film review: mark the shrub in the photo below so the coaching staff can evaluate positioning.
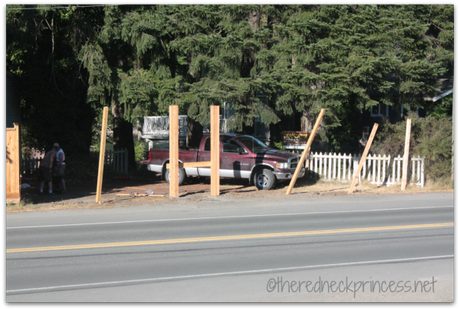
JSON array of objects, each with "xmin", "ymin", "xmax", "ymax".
[
  {"xmin": 134, "ymin": 140, "xmax": 149, "ymax": 162},
  {"xmin": 372, "ymin": 112, "xmax": 453, "ymax": 180}
]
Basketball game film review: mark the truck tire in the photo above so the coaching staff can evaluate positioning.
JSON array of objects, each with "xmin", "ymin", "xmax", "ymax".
[
  {"xmin": 165, "ymin": 168, "xmax": 186, "ymax": 186},
  {"xmin": 253, "ymin": 169, "xmax": 275, "ymax": 190}
]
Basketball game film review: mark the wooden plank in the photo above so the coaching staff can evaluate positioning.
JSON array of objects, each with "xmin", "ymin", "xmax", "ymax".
[
  {"xmin": 401, "ymin": 119, "xmax": 412, "ymax": 191},
  {"xmin": 96, "ymin": 107, "xmax": 109, "ymax": 204},
  {"xmin": 286, "ymin": 109, "xmax": 325, "ymax": 195},
  {"xmin": 166, "ymin": 161, "xmax": 211, "ymax": 169},
  {"xmin": 348, "ymin": 123, "xmax": 379, "ymax": 194},
  {"xmin": 169, "ymin": 105, "xmax": 179, "ymax": 198},
  {"xmin": 210, "ymin": 105, "xmax": 220, "ymax": 196}
]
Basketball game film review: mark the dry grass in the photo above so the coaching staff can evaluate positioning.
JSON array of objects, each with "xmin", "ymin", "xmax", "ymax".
[
  {"xmin": 6, "ymin": 177, "xmax": 453, "ymax": 213},
  {"xmin": 283, "ymin": 177, "xmax": 453, "ymax": 196}
]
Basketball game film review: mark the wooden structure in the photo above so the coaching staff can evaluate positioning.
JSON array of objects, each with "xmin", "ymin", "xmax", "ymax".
[
  {"xmin": 348, "ymin": 123, "xmax": 379, "ymax": 194},
  {"xmin": 6, "ymin": 123, "xmax": 21, "ymax": 204},
  {"xmin": 401, "ymin": 119, "xmax": 412, "ymax": 191},
  {"xmin": 286, "ymin": 109, "xmax": 325, "ymax": 195},
  {"xmin": 168, "ymin": 105, "xmax": 220, "ymax": 197},
  {"xmin": 96, "ymin": 107, "xmax": 109, "ymax": 204}
]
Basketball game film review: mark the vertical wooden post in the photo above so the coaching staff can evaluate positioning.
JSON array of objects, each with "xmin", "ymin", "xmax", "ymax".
[
  {"xmin": 286, "ymin": 109, "xmax": 325, "ymax": 195},
  {"xmin": 96, "ymin": 107, "xmax": 109, "ymax": 204},
  {"xmin": 210, "ymin": 105, "xmax": 220, "ymax": 196},
  {"xmin": 348, "ymin": 123, "xmax": 379, "ymax": 194},
  {"xmin": 6, "ymin": 123, "xmax": 21, "ymax": 204},
  {"xmin": 169, "ymin": 105, "xmax": 179, "ymax": 198},
  {"xmin": 401, "ymin": 119, "xmax": 412, "ymax": 191}
]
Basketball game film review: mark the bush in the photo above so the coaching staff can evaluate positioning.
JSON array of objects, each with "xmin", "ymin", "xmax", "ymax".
[
  {"xmin": 372, "ymin": 112, "xmax": 453, "ymax": 180},
  {"xmin": 134, "ymin": 140, "xmax": 149, "ymax": 162}
]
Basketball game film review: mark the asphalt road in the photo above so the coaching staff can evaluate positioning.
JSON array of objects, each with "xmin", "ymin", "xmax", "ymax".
[{"xmin": 6, "ymin": 192, "xmax": 454, "ymax": 302}]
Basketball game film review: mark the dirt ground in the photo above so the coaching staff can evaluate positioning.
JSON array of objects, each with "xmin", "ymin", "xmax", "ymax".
[{"xmin": 8, "ymin": 173, "xmax": 453, "ymax": 213}]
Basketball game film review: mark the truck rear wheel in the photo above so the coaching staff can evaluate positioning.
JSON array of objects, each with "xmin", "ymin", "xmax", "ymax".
[
  {"xmin": 165, "ymin": 168, "xmax": 186, "ymax": 186},
  {"xmin": 253, "ymin": 169, "xmax": 275, "ymax": 190}
]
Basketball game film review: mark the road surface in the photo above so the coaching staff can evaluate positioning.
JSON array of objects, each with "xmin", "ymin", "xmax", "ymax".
[{"xmin": 6, "ymin": 192, "xmax": 454, "ymax": 302}]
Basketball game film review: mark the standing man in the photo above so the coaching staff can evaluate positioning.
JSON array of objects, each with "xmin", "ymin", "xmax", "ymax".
[
  {"xmin": 39, "ymin": 145, "xmax": 58, "ymax": 195},
  {"xmin": 54, "ymin": 143, "xmax": 66, "ymax": 192}
]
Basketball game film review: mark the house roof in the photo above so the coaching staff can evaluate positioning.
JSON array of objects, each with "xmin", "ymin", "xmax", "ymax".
[{"xmin": 424, "ymin": 76, "xmax": 453, "ymax": 102}]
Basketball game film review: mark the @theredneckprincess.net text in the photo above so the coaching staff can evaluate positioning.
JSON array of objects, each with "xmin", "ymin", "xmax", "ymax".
[{"xmin": 266, "ymin": 276, "xmax": 437, "ymax": 298}]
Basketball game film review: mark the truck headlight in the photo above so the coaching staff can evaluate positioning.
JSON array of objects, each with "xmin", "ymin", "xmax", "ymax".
[{"xmin": 276, "ymin": 163, "xmax": 289, "ymax": 169}]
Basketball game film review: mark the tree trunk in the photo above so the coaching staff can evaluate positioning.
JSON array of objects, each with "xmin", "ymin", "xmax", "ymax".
[
  {"xmin": 186, "ymin": 116, "xmax": 203, "ymax": 148},
  {"xmin": 112, "ymin": 104, "xmax": 136, "ymax": 170},
  {"xmin": 301, "ymin": 109, "xmax": 314, "ymax": 132}
]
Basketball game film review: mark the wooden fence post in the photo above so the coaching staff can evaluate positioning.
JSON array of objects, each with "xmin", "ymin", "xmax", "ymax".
[
  {"xmin": 211, "ymin": 105, "xmax": 220, "ymax": 196},
  {"xmin": 96, "ymin": 107, "xmax": 109, "ymax": 204},
  {"xmin": 348, "ymin": 123, "xmax": 379, "ymax": 194},
  {"xmin": 401, "ymin": 119, "xmax": 412, "ymax": 191},
  {"xmin": 6, "ymin": 123, "xmax": 21, "ymax": 204},
  {"xmin": 169, "ymin": 105, "xmax": 179, "ymax": 198},
  {"xmin": 286, "ymin": 109, "xmax": 325, "ymax": 195}
]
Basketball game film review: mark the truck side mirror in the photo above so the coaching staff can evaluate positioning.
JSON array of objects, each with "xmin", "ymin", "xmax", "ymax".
[{"xmin": 237, "ymin": 147, "xmax": 245, "ymax": 154}]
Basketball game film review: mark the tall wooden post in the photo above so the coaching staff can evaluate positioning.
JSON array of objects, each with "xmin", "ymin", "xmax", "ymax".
[
  {"xmin": 96, "ymin": 107, "xmax": 109, "ymax": 204},
  {"xmin": 348, "ymin": 123, "xmax": 379, "ymax": 194},
  {"xmin": 210, "ymin": 105, "xmax": 220, "ymax": 196},
  {"xmin": 401, "ymin": 119, "xmax": 412, "ymax": 191},
  {"xmin": 286, "ymin": 109, "xmax": 325, "ymax": 195},
  {"xmin": 6, "ymin": 123, "xmax": 20, "ymax": 204},
  {"xmin": 169, "ymin": 105, "xmax": 179, "ymax": 198}
]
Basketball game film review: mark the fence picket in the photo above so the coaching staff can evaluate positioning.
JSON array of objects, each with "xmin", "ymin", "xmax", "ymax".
[{"xmin": 306, "ymin": 152, "xmax": 424, "ymax": 187}]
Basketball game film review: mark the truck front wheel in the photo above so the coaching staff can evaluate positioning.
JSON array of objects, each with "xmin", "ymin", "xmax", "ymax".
[
  {"xmin": 253, "ymin": 169, "xmax": 276, "ymax": 190},
  {"xmin": 165, "ymin": 168, "xmax": 186, "ymax": 186}
]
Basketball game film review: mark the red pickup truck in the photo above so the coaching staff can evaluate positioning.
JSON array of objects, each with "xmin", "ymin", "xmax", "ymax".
[{"xmin": 142, "ymin": 134, "xmax": 305, "ymax": 190}]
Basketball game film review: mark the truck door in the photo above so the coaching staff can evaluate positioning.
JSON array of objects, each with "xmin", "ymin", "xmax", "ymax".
[
  {"xmin": 220, "ymin": 137, "xmax": 252, "ymax": 179},
  {"xmin": 197, "ymin": 136, "xmax": 222, "ymax": 177}
]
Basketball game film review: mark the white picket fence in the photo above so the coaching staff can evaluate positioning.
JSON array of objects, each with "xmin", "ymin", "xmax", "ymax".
[{"xmin": 306, "ymin": 152, "xmax": 425, "ymax": 187}]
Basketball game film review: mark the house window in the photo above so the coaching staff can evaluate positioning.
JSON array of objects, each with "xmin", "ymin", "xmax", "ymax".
[{"xmin": 371, "ymin": 102, "xmax": 388, "ymax": 117}]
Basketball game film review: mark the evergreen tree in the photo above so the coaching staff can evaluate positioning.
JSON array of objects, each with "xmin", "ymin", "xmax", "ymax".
[
  {"xmin": 6, "ymin": 4, "xmax": 101, "ymax": 155},
  {"xmin": 271, "ymin": 5, "xmax": 449, "ymax": 151},
  {"xmin": 8, "ymin": 4, "xmax": 453, "ymax": 161}
]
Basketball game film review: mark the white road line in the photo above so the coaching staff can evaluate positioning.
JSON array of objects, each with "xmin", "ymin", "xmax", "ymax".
[
  {"xmin": 6, "ymin": 255, "xmax": 453, "ymax": 294},
  {"xmin": 6, "ymin": 205, "xmax": 453, "ymax": 230}
]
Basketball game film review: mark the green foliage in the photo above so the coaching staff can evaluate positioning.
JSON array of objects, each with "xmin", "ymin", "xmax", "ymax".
[
  {"xmin": 270, "ymin": 5, "xmax": 450, "ymax": 150},
  {"xmin": 426, "ymin": 96, "xmax": 452, "ymax": 120},
  {"xmin": 6, "ymin": 4, "xmax": 101, "ymax": 155},
  {"xmin": 372, "ymin": 112, "xmax": 453, "ymax": 180},
  {"xmin": 413, "ymin": 116, "xmax": 453, "ymax": 180},
  {"xmin": 7, "ymin": 5, "xmax": 453, "ymax": 160},
  {"xmin": 134, "ymin": 139, "xmax": 149, "ymax": 162},
  {"xmin": 272, "ymin": 140, "xmax": 285, "ymax": 151}
]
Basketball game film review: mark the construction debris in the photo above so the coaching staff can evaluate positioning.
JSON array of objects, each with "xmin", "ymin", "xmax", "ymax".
[{"xmin": 116, "ymin": 192, "xmax": 165, "ymax": 197}]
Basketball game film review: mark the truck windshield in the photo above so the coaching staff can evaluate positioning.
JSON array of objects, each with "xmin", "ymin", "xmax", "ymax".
[{"xmin": 238, "ymin": 136, "xmax": 270, "ymax": 153}]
